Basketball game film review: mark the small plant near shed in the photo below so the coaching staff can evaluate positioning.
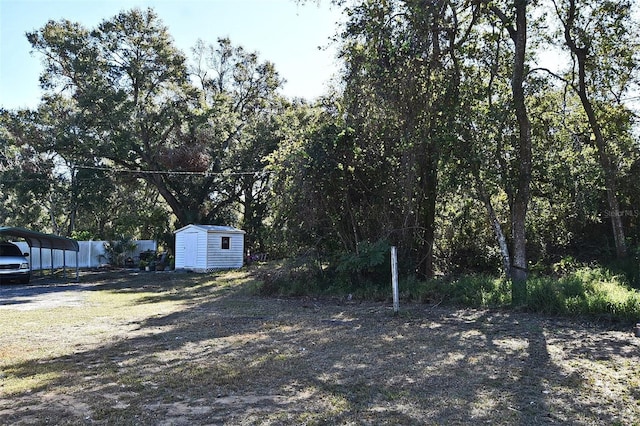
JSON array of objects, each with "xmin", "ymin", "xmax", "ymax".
[
  {"xmin": 102, "ymin": 236, "xmax": 138, "ymax": 267},
  {"xmin": 138, "ymin": 259, "xmax": 147, "ymax": 271}
]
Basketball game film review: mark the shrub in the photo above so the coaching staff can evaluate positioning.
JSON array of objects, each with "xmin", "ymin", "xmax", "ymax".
[
  {"xmin": 255, "ymin": 256, "xmax": 326, "ymax": 297},
  {"xmin": 442, "ymin": 275, "xmax": 511, "ymax": 307},
  {"xmin": 399, "ymin": 275, "xmax": 511, "ymax": 308},
  {"xmin": 254, "ymin": 258, "xmax": 640, "ymax": 322},
  {"xmin": 335, "ymin": 239, "xmax": 391, "ymax": 290},
  {"xmin": 102, "ymin": 236, "xmax": 138, "ymax": 266},
  {"xmin": 526, "ymin": 267, "xmax": 640, "ymax": 321},
  {"xmin": 527, "ymin": 277, "xmax": 568, "ymax": 315}
]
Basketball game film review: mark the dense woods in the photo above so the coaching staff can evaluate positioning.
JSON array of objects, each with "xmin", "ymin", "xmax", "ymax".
[{"xmin": 1, "ymin": 1, "xmax": 639, "ymax": 293}]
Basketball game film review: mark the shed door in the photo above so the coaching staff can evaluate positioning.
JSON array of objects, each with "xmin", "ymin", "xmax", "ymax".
[{"xmin": 183, "ymin": 232, "xmax": 198, "ymax": 267}]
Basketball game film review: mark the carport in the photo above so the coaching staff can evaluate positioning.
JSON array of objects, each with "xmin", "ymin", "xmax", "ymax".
[{"xmin": 0, "ymin": 227, "xmax": 80, "ymax": 281}]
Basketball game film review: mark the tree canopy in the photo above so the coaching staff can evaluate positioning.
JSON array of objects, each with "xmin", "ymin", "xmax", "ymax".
[{"xmin": 1, "ymin": 2, "xmax": 639, "ymax": 290}]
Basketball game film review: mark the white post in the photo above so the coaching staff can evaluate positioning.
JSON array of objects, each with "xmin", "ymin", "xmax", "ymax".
[{"xmin": 391, "ymin": 246, "xmax": 399, "ymax": 314}]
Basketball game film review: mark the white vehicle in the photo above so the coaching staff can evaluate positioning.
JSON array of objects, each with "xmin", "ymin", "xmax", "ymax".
[{"xmin": 0, "ymin": 242, "xmax": 30, "ymax": 284}]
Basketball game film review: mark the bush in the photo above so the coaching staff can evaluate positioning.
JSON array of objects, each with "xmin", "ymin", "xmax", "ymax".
[
  {"xmin": 442, "ymin": 275, "xmax": 511, "ymax": 307},
  {"xmin": 255, "ymin": 256, "xmax": 327, "ymax": 297},
  {"xmin": 398, "ymin": 275, "xmax": 511, "ymax": 308},
  {"xmin": 335, "ymin": 240, "xmax": 391, "ymax": 290},
  {"xmin": 254, "ymin": 257, "xmax": 640, "ymax": 322},
  {"xmin": 526, "ymin": 267, "xmax": 640, "ymax": 321},
  {"xmin": 606, "ymin": 255, "xmax": 640, "ymax": 289},
  {"xmin": 420, "ymin": 268, "xmax": 640, "ymax": 321},
  {"xmin": 102, "ymin": 236, "xmax": 137, "ymax": 267},
  {"xmin": 527, "ymin": 277, "xmax": 569, "ymax": 315}
]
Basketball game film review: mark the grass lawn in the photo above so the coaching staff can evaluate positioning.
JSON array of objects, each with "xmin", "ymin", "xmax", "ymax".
[{"xmin": 1, "ymin": 269, "xmax": 639, "ymax": 425}]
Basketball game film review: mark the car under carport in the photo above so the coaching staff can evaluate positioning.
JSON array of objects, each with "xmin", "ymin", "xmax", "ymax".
[{"xmin": 0, "ymin": 227, "xmax": 80, "ymax": 282}]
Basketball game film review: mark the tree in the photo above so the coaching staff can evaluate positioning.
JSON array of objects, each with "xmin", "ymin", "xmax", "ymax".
[
  {"xmin": 471, "ymin": 0, "xmax": 534, "ymax": 302},
  {"xmin": 0, "ymin": 109, "xmax": 52, "ymax": 230},
  {"xmin": 27, "ymin": 8, "xmax": 209, "ymax": 227},
  {"xmin": 550, "ymin": 0, "xmax": 640, "ymax": 259},
  {"xmin": 1, "ymin": 102, "xmax": 169, "ymax": 240},
  {"xmin": 336, "ymin": 0, "xmax": 472, "ymax": 278},
  {"xmin": 189, "ymin": 37, "xmax": 284, "ymax": 247}
]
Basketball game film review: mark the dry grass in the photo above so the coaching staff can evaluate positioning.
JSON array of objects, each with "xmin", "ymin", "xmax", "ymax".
[{"xmin": 1, "ymin": 269, "xmax": 639, "ymax": 425}]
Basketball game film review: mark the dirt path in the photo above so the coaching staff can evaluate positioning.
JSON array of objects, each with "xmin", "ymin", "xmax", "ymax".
[{"xmin": 0, "ymin": 282, "xmax": 89, "ymax": 310}]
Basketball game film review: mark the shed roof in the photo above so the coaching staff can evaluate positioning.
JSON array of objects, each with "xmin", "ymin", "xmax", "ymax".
[
  {"xmin": 174, "ymin": 224, "xmax": 246, "ymax": 234},
  {"xmin": 0, "ymin": 227, "xmax": 79, "ymax": 251}
]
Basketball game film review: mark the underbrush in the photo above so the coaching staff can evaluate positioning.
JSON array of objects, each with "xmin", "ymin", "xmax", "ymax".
[
  {"xmin": 254, "ymin": 259, "xmax": 640, "ymax": 322},
  {"xmin": 527, "ymin": 267, "xmax": 640, "ymax": 321}
]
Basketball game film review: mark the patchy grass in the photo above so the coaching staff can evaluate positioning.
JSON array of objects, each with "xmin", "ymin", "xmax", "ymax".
[{"xmin": 1, "ymin": 269, "xmax": 639, "ymax": 425}]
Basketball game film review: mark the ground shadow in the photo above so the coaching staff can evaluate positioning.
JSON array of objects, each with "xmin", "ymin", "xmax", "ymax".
[{"xmin": 1, "ymin": 270, "xmax": 638, "ymax": 424}]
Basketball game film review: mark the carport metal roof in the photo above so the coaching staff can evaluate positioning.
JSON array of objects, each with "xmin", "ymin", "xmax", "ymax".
[{"xmin": 0, "ymin": 227, "xmax": 79, "ymax": 251}]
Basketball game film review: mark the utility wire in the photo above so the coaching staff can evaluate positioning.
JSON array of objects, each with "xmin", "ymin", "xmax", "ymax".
[
  {"xmin": 1, "ymin": 165, "xmax": 273, "ymax": 183},
  {"xmin": 75, "ymin": 165, "xmax": 273, "ymax": 176}
]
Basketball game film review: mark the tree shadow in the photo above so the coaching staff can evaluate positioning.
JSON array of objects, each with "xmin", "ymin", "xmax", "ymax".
[{"xmin": 1, "ymin": 273, "xmax": 638, "ymax": 424}]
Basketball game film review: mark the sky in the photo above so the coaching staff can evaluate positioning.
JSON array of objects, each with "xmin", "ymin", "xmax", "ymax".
[{"xmin": 0, "ymin": 0, "xmax": 343, "ymax": 110}]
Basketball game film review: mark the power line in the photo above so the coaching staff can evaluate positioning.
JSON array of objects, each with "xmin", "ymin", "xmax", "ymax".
[
  {"xmin": 0, "ymin": 165, "xmax": 273, "ymax": 183},
  {"xmin": 75, "ymin": 165, "xmax": 273, "ymax": 176}
]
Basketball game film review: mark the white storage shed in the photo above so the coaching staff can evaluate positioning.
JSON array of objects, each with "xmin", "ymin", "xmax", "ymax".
[{"xmin": 174, "ymin": 225, "xmax": 245, "ymax": 272}]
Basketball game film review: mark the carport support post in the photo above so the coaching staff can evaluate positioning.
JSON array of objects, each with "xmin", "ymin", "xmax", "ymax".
[{"xmin": 391, "ymin": 246, "xmax": 399, "ymax": 315}]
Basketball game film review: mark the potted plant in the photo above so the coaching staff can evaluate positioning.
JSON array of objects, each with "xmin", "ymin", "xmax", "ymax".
[
  {"xmin": 139, "ymin": 259, "xmax": 147, "ymax": 271},
  {"xmin": 125, "ymin": 257, "xmax": 135, "ymax": 268}
]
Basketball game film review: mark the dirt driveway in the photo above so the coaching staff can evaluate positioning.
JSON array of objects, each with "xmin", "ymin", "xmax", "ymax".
[
  {"xmin": 1, "ymin": 270, "xmax": 639, "ymax": 425},
  {"xmin": 0, "ymin": 281, "xmax": 89, "ymax": 310}
]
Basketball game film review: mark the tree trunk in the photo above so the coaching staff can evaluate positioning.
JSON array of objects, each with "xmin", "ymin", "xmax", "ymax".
[
  {"xmin": 417, "ymin": 144, "xmax": 438, "ymax": 278},
  {"xmin": 476, "ymin": 177, "xmax": 511, "ymax": 278},
  {"xmin": 510, "ymin": 0, "xmax": 532, "ymax": 302},
  {"xmin": 490, "ymin": 0, "xmax": 532, "ymax": 302},
  {"xmin": 581, "ymin": 95, "xmax": 627, "ymax": 258},
  {"xmin": 149, "ymin": 173, "xmax": 194, "ymax": 227},
  {"xmin": 561, "ymin": 0, "xmax": 627, "ymax": 258}
]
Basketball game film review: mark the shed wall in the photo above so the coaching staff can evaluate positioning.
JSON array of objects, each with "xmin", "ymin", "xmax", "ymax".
[
  {"xmin": 206, "ymin": 233, "xmax": 244, "ymax": 269},
  {"xmin": 175, "ymin": 227, "xmax": 244, "ymax": 271},
  {"xmin": 174, "ymin": 232, "xmax": 185, "ymax": 269}
]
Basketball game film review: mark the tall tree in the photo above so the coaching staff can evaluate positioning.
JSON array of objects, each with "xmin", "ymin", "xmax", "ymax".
[
  {"xmin": 190, "ymin": 37, "xmax": 283, "ymax": 245},
  {"xmin": 477, "ymin": 0, "xmax": 533, "ymax": 301},
  {"xmin": 551, "ymin": 0, "xmax": 640, "ymax": 259},
  {"xmin": 338, "ymin": 0, "xmax": 471, "ymax": 278},
  {"xmin": 0, "ymin": 109, "xmax": 52, "ymax": 230},
  {"xmin": 27, "ymin": 8, "xmax": 212, "ymax": 227}
]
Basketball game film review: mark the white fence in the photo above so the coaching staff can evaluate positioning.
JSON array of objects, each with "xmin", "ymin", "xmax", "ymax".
[{"xmin": 12, "ymin": 240, "xmax": 157, "ymax": 271}]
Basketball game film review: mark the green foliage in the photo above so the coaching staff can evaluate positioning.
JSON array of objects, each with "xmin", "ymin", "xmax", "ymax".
[
  {"xmin": 22, "ymin": 8, "xmax": 283, "ymax": 234},
  {"xmin": 429, "ymin": 275, "xmax": 512, "ymax": 308},
  {"xmin": 71, "ymin": 230, "xmax": 93, "ymax": 241},
  {"xmin": 527, "ymin": 268, "xmax": 640, "ymax": 321},
  {"xmin": 4, "ymin": 2, "xmax": 640, "ymax": 285},
  {"xmin": 552, "ymin": 256, "xmax": 583, "ymax": 276},
  {"xmin": 605, "ymin": 252, "xmax": 640, "ymax": 289},
  {"xmin": 256, "ymin": 261, "xmax": 640, "ymax": 322},
  {"xmin": 335, "ymin": 240, "xmax": 390, "ymax": 289},
  {"xmin": 428, "ymin": 267, "xmax": 640, "ymax": 322},
  {"xmin": 256, "ymin": 242, "xmax": 392, "ymax": 299},
  {"xmin": 102, "ymin": 236, "xmax": 138, "ymax": 267},
  {"xmin": 408, "ymin": 267, "xmax": 640, "ymax": 322}
]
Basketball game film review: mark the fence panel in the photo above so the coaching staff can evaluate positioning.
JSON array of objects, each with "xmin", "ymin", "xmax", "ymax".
[{"xmin": 12, "ymin": 240, "xmax": 157, "ymax": 270}]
